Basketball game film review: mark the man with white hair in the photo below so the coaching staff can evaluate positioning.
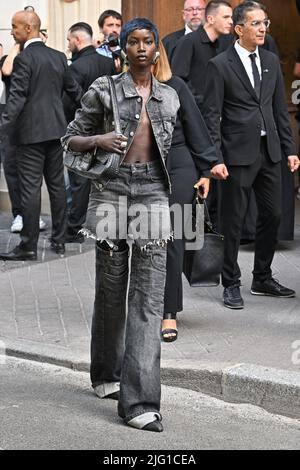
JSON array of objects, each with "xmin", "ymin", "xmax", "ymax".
[{"xmin": 163, "ymin": 0, "xmax": 206, "ymax": 61}]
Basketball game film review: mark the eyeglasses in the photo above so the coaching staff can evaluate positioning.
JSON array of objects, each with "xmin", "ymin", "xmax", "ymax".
[
  {"xmin": 183, "ymin": 7, "xmax": 205, "ymax": 13},
  {"xmin": 241, "ymin": 19, "xmax": 271, "ymax": 28}
]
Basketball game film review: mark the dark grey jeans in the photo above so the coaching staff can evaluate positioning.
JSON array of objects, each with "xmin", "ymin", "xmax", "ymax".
[{"xmin": 88, "ymin": 161, "xmax": 170, "ymax": 423}]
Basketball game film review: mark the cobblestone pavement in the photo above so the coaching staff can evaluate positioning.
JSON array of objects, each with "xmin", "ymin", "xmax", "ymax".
[{"xmin": 0, "ymin": 204, "xmax": 300, "ymax": 374}]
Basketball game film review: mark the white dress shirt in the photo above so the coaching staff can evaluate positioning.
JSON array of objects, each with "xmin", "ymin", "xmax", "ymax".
[
  {"xmin": 24, "ymin": 38, "xmax": 43, "ymax": 49},
  {"xmin": 185, "ymin": 25, "xmax": 193, "ymax": 34},
  {"xmin": 234, "ymin": 40, "xmax": 262, "ymax": 87},
  {"xmin": 234, "ymin": 40, "xmax": 266, "ymax": 136}
]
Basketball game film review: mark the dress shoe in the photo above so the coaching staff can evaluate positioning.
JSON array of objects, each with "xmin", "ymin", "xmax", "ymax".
[
  {"xmin": 223, "ymin": 285, "xmax": 244, "ymax": 309},
  {"xmin": 251, "ymin": 278, "xmax": 295, "ymax": 298},
  {"xmin": 0, "ymin": 246, "xmax": 37, "ymax": 261},
  {"xmin": 50, "ymin": 241, "xmax": 65, "ymax": 255},
  {"xmin": 65, "ymin": 232, "xmax": 85, "ymax": 244}
]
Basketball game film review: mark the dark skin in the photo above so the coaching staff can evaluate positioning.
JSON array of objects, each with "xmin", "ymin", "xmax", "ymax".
[
  {"xmin": 123, "ymin": 29, "xmax": 160, "ymax": 163},
  {"xmin": 68, "ymin": 29, "xmax": 159, "ymax": 163}
]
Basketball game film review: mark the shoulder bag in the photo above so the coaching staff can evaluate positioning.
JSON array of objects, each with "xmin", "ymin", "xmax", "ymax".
[{"xmin": 64, "ymin": 76, "xmax": 122, "ymax": 180}]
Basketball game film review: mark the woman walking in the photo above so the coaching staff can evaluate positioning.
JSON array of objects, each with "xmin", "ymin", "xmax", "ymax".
[
  {"xmin": 62, "ymin": 19, "xmax": 180, "ymax": 432},
  {"xmin": 154, "ymin": 44, "xmax": 218, "ymax": 342}
]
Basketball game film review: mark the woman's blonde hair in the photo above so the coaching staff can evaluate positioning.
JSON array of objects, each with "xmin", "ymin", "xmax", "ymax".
[{"xmin": 153, "ymin": 41, "xmax": 172, "ymax": 83}]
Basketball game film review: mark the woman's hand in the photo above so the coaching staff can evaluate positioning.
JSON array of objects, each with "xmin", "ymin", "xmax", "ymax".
[
  {"xmin": 96, "ymin": 132, "xmax": 128, "ymax": 155},
  {"xmin": 194, "ymin": 177, "xmax": 210, "ymax": 199}
]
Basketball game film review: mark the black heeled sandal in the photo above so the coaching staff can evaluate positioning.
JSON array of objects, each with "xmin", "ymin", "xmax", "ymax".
[{"xmin": 161, "ymin": 313, "xmax": 178, "ymax": 343}]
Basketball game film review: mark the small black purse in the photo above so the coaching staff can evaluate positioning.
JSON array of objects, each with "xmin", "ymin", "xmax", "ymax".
[
  {"xmin": 64, "ymin": 76, "xmax": 121, "ymax": 180},
  {"xmin": 183, "ymin": 198, "xmax": 225, "ymax": 287}
]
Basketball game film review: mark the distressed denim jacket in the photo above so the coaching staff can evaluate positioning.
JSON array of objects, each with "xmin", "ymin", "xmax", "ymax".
[{"xmin": 61, "ymin": 71, "xmax": 180, "ymax": 192}]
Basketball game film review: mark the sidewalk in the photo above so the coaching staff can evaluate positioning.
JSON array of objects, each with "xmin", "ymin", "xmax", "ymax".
[{"xmin": 0, "ymin": 204, "xmax": 300, "ymax": 420}]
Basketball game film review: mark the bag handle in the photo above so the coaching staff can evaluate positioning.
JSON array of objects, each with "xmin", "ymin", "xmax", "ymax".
[
  {"xmin": 107, "ymin": 76, "xmax": 121, "ymax": 135},
  {"xmin": 196, "ymin": 193, "xmax": 223, "ymax": 237},
  {"xmin": 196, "ymin": 195, "xmax": 212, "ymax": 228}
]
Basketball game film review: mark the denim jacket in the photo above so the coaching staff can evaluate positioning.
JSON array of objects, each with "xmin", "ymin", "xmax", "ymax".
[{"xmin": 62, "ymin": 71, "xmax": 180, "ymax": 192}]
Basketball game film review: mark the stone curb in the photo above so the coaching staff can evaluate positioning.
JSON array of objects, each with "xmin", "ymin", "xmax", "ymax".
[{"xmin": 2, "ymin": 337, "xmax": 300, "ymax": 420}]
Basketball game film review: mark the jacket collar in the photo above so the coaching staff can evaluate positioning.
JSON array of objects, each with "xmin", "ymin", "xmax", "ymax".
[
  {"xmin": 75, "ymin": 45, "xmax": 97, "ymax": 59},
  {"xmin": 24, "ymin": 39, "xmax": 44, "ymax": 49},
  {"xmin": 196, "ymin": 26, "xmax": 218, "ymax": 46},
  {"xmin": 227, "ymin": 44, "xmax": 267, "ymax": 102},
  {"xmin": 121, "ymin": 71, "xmax": 163, "ymax": 101}
]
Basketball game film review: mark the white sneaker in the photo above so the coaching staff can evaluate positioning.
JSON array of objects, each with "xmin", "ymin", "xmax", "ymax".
[
  {"xmin": 11, "ymin": 215, "xmax": 23, "ymax": 233},
  {"xmin": 10, "ymin": 215, "xmax": 46, "ymax": 232},
  {"xmin": 39, "ymin": 217, "xmax": 47, "ymax": 231}
]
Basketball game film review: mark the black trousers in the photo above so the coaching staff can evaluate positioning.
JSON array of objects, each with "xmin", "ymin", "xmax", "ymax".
[
  {"xmin": 239, "ymin": 158, "xmax": 295, "ymax": 241},
  {"xmin": 164, "ymin": 145, "xmax": 198, "ymax": 314},
  {"xmin": 2, "ymin": 139, "xmax": 21, "ymax": 218},
  {"xmin": 17, "ymin": 140, "xmax": 67, "ymax": 251},
  {"xmin": 66, "ymin": 171, "xmax": 91, "ymax": 237},
  {"xmin": 219, "ymin": 138, "xmax": 282, "ymax": 287}
]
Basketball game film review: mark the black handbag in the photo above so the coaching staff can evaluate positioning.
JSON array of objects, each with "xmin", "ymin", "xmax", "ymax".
[
  {"xmin": 64, "ymin": 76, "xmax": 122, "ymax": 180},
  {"xmin": 183, "ymin": 198, "xmax": 224, "ymax": 287}
]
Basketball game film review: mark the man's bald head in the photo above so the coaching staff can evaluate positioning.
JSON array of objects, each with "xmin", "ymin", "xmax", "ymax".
[{"xmin": 11, "ymin": 11, "xmax": 41, "ymax": 44}]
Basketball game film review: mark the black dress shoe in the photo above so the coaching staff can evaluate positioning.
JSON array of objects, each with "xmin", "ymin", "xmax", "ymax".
[
  {"xmin": 251, "ymin": 278, "xmax": 295, "ymax": 298},
  {"xmin": 223, "ymin": 285, "xmax": 244, "ymax": 309},
  {"xmin": 50, "ymin": 242, "xmax": 65, "ymax": 255},
  {"xmin": 0, "ymin": 246, "xmax": 37, "ymax": 261}
]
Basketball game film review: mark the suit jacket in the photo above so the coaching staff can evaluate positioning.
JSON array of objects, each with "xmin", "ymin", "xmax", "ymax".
[
  {"xmin": 162, "ymin": 28, "xmax": 185, "ymax": 63},
  {"xmin": 202, "ymin": 45, "xmax": 296, "ymax": 166},
  {"xmin": 0, "ymin": 41, "xmax": 82, "ymax": 145},
  {"xmin": 63, "ymin": 45, "xmax": 115, "ymax": 123}
]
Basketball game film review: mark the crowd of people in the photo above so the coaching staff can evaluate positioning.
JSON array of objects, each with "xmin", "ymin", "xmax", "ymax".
[{"xmin": 0, "ymin": 0, "xmax": 299, "ymax": 432}]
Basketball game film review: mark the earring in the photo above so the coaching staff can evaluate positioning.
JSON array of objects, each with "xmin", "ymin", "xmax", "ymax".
[
  {"xmin": 152, "ymin": 51, "xmax": 160, "ymax": 65},
  {"xmin": 121, "ymin": 49, "xmax": 129, "ymax": 65}
]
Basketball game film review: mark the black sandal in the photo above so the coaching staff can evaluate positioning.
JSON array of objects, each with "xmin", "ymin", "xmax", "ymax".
[{"xmin": 161, "ymin": 313, "xmax": 178, "ymax": 343}]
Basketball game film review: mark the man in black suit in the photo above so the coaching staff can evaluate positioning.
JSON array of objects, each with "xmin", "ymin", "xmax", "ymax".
[
  {"xmin": 163, "ymin": 0, "xmax": 206, "ymax": 62},
  {"xmin": 171, "ymin": 1, "xmax": 233, "ymax": 110},
  {"xmin": 63, "ymin": 22, "xmax": 115, "ymax": 243},
  {"xmin": 0, "ymin": 10, "xmax": 82, "ymax": 261},
  {"xmin": 202, "ymin": 1, "xmax": 299, "ymax": 309}
]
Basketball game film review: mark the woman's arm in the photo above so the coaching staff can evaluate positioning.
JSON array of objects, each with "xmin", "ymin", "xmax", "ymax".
[
  {"xmin": 69, "ymin": 132, "xmax": 127, "ymax": 154},
  {"xmin": 1, "ymin": 44, "xmax": 21, "ymax": 76}
]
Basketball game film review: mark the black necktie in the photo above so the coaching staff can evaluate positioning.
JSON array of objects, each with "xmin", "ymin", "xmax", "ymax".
[{"xmin": 249, "ymin": 53, "xmax": 261, "ymax": 99}]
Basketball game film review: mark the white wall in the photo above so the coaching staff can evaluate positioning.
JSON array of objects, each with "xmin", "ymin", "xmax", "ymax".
[
  {"xmin": 0, "ymin": 0, "xmax": 122, "ymax": 54},
  {"xmin": 48, "ymin": 0, "xmax": 122, "ymax": 53},
  {"xmin": 0, "ymin": 0, "xmax": 48, "ymax": 54}
]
